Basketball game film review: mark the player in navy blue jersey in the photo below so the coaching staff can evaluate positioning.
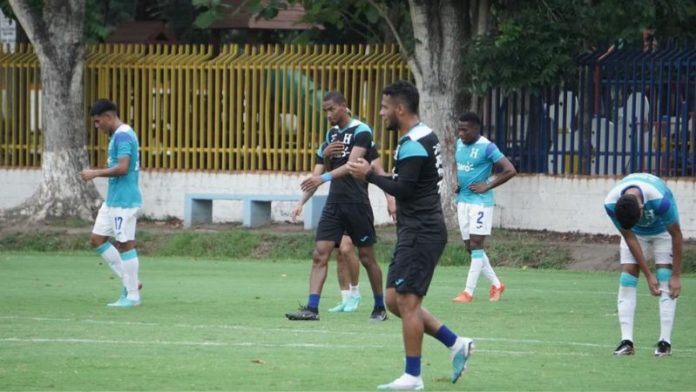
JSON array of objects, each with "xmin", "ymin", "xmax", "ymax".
[
  {"xmin": 285, "ymin": 91, "xmax": 388, "ymax": 321},
  {"xmin": 348, "ymin": 81, "xmax": 473, "ymax": 390},
  {"xmin": 291, "ymin": 142, "xmax": 395, "ymax": 313}
]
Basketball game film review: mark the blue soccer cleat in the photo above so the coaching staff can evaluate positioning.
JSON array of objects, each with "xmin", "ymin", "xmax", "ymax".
[
  {"xmin": 451, "ymin": 337, "xmax": 474, "ymax": 383},
  {"xmin": 343, "ymin": 294, "xmax": 361, "ymax": 312},
  {"xmin": 107, "ymin": 297, "xmax": 141, "ymax": 308}
]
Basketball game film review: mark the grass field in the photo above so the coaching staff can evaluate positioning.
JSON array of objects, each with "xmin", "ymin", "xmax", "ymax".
[{"xmin": 1, "ymin": 253, "xmax": 695, "ymax": 391}]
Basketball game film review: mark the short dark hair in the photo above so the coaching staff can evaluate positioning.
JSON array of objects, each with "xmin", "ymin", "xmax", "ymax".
[
  {"xmin": 382, "ymin": 80, "xmax": 419, "ymax": 114},
  {"xmin": 90, "ymin": 99, "xmax": 118, "ymax": 116},
  {"xmin": 458, "ymin": 112, "xmax": 481, "ymax": 126},
  {"xmin": 323, "ymin": 91, "xmax": 347, "ymax": 106},
  {"xmin": 615, "ymin": 193, "xmax": 642, "ymax": 230}
]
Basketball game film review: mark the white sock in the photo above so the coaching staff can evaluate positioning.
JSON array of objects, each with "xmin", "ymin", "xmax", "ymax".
[
  {"xmin": 617, "ymin": 274, "xmax": 637, "ymax": 342},
  {"xmin": 481, "ymin": 252, "xmax": 501, "ymax": 287},
  {"xmin": 658, "ymin": 281, "xmax": 677, "ymax": 344},
  {"xmin": 465, "ymin": 250, "xmax": 485, "ymax": 295},
  {"xmin": 350, "ymin": 284, "xmax": 360, "ymax": 297},
  {"xmin": 341, "ymin": 290, "xmax": 351, "ymax": 303},
  {"xmin": 120, "ymin": 249, "xmax": 140, "ymax": 301},
  {"xmin": 96, "ymin": 242, "xmax": 124, "ymax": 279}
]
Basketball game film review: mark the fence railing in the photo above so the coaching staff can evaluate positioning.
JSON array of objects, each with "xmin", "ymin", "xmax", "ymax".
[
  {"xmin": 2, "ymin": 43, "xmax": 694, "ymax": 176},
  {"xmin": 478, "ymin": 43, "xmax": 696, "ymax": 177},
  {"xmin": 1, "ymin": 43, "xmax": 409, "ymax": 171}
]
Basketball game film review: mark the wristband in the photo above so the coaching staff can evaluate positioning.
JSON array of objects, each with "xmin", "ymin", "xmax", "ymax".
[{"xmin": 320, "ymin": 172, "xmax": 333, "ymax": 183}]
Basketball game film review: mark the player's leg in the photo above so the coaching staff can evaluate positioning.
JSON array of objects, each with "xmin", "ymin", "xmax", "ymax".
[
  {"xmin": 340, "ymin": 235, "xmax": 363, "ymax": 312},
  {"xmin": 108, "ymin": 207, "xmax": 141, "ymax": 308},
  {"xmin": 422, "ymin": 307, "xmax": 474, "ymax": 384},
  {"xmin": 329, "ymin": 235, "xmax": 358, "ymax": 312},
  {"xmin": 380, "ymin": 241, "xmax": 472, "ymax": 389},
  {"xmin": 471, "ymin": 206, "xmax": 504, "ymax": 301},
  {"xmin": 613, "ymin": 236, "xmax": 647, "ymax": 355},
  {"xmin": 345, "ymin": 203, "xmax": 385, "ymax": 319},
  {"xmin": 453, "ymin": 203, "xmax": 477, "ymax": 303},
  {"xmin": 379, "ymin": 242, "xmax": 423, "ymax": 389},
  {"xmin": 286, "ymin": 204, "xmax": 342, "ymax": 320},
  {"xmin": 357, "ymin": 245, "xmax": 386, "ymax": 319},
  {"xmin": 91, "ymin": 203, "xmax": 124, "ymax": 280},
  {"xmin": 654, "ymin": 232, "xmax": 676, "ymax": 357}
]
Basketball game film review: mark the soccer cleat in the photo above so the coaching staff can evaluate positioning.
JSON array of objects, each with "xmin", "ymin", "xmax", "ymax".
[
  {"xmin": 107, "ymin": 297, "xmax": 141, "ymax": 308},
  {"xmin": 452, "ymin": 291, "xmax": 473, "ymax": 304},
  {"xmin": 377, "ymin": 373, "xmax": 424, "ymax": 390},
  {"xmin": 343, "ymin": 294, "xmax": 361, "ymax": 312},
  {"xmin": 369, "ymin": 307, "xmax": 388, "ymax": 321},
  {"xmin": 450, "ymin": 337, "xmax": 474, "ymax": 383},
  {"xmin": 489, "ymin": 283, "xmax": 506, "ymax": 302},
  {"xmin": 654, "ymin": 340, "xmax": 672, "ymax": 357},
  {"xmin": 328, "ymin": 302, "xmax": 346, "ymax": 313},
  {"xmin": 285, "ymin": 306, "xmax": 319, "ymax": 321},
  {"xmin": 613, "ymin": 340, "xmax": 635, "ymax": 356}
]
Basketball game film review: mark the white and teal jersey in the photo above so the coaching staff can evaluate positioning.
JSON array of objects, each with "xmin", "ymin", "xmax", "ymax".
[
  {"xmin": 604, "ymin": 173, "xmax": 679, "ymax": 236},
  {"xmin": 106, "ymin": 124, "xmax": 142, "ymax": 208},
  {"xmin": 455, "ymin": 136, "xmax": 504, "ymax": 206}
]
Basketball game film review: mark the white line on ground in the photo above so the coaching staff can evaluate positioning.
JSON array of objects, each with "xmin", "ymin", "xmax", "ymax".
[
  {"xmin": 2, "ymin": 315, "xmax": 694, "ymax": 354},
  {"xmin": 0, "ymin": 337, "xmax": 594, "ymax": 356}
]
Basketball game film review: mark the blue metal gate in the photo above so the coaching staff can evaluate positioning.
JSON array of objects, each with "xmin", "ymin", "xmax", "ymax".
[{"xmin": 478, "ymin": 43, "xmax": 696, "ymax": 177}]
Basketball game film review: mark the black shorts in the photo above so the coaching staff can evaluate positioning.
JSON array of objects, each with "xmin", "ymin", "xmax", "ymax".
[
  {"xmin": 315, "ymin": 202, "xmax": 376, "ymax": 247},
  {"xmin": 386, "ymin": 239, "xmax": 445, "ymax": 297}
]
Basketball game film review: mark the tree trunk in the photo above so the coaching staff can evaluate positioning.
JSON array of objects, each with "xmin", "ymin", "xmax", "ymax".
[
  {"xmin": 6, "ymin": 0, "xmax": 101, "ymax": 222},
  {"xmin": 407, "ymin": 0, "xmax": 489, "ymax": 228}
]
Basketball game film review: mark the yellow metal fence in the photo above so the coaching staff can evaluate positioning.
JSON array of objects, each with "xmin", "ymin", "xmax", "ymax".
[{"xmin": 0, "ymin": 44, "xmax": 410, "ymax": 172}]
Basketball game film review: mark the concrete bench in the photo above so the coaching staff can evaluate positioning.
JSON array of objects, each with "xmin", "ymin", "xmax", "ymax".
[{"xmin": 183, "ymin": 193, "xmax": 327, "ymax": 230}]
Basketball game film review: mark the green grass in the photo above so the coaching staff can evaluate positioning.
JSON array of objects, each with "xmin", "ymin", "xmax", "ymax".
[
  {"xmin": 0, "ymin": 253, "xmax": 695, "ymax": 390},
  {"xmin": 0, "ymin": 227, "xmax": 574, "ymax": 268}
]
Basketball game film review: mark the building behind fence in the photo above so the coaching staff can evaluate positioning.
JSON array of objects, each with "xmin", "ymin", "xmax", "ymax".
[{"xmin": 1, "ymin": 43, "xmax": 694, "ymax": 177}]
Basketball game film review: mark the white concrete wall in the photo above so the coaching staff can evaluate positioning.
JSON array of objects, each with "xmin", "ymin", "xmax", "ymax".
[
  {"xmin": 2, "ymin": 168, "xmax": 694, "ymax": 238},
  {"xmin": 0, "ymin": 169, "xmax": 394, "ymax": 226}
]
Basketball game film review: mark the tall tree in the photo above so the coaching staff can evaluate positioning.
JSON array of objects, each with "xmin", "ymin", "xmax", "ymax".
[
  {"xmin": 5, "ymin": 0, "xmax": 101, "ymax": 222},
  {"xmin": 403, "ymin": 0, "xmax": 491, "ymax": 224},
  {"xmin": 254, "ymin": 0, "xmax": 491, "ymax": 226}
]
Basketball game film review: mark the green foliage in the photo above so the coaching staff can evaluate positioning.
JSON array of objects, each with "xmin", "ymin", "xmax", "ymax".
[
  {"xmin": 192, "ymin": 0, "xmax": 230, "ymax": 29},
  {"xmin": 465, "ymin": 0, "xmax": 696, "ymax": 94}
]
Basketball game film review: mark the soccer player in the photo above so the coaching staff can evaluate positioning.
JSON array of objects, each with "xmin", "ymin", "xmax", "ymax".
[
  {"xmin": 451, "ymin": 112, "xmax": 516, "ymax": 304},
  {"xmin": 290, "ymin": 142, "xmax": 396, "ymax": 312},
  {"xmin": 285, "ymin": 91, "xmax": 387, "ymax": 321},
  {"xmin": 80, "ymin": 99, "xmax": 143, "ymax": 308},
  {"xmin": 604, "ymin": 173, "xmax": 682, "ymax": 357},
  {"xmin": 348, "ymin": 80, "xmax": 473, "ymax": 390}
]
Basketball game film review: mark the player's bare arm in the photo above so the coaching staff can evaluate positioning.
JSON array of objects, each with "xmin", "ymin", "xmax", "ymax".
[
  {"xmin": 294, "ymin": 164, "xmax": 325, "ymax": 222},
  {"xmin": 80, "ymin": 156, "xmax": 131, "ymax": 182},
  {"xmin": 468, "ymin": 156, "xmax": 517, "ymax": 193},
  {"xmin": 300, "ymin": 145, "xmax": 366, "ymax": 192},
  {"xmin": 369, "ymin": 157, "xmax": 397, "ymax": 220},
  {"xmin": 620, "ymin": 228, "xmax": 660, "ymax": 296},
  {"xmin": 666, "ymin": 223, "xmax": 683, "ymax": 298}
]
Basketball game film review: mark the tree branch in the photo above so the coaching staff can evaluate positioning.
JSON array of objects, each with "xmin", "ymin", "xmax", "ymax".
[
  {"xmin": 366, "ymin": 0, "xmax": 409, "ymax": 59},
  {"xmin": 8, "ymin": 0, "xmax": 43, "ymax": 45},
  {"xmin": 339, "ymin": 9, "xmax": 380, "ymax": 42}
]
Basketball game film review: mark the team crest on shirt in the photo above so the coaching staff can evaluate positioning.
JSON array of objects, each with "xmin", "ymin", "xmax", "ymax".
[{"xmin": 638, "ymin": 209, "xmax": 657, "ymax": 227}]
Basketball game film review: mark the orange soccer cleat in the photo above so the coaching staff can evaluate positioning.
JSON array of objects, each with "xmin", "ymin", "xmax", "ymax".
[
  {"xmin": 489, "ymin": 283, "xmax": 506, "ymax": 302},
  {"xmin": 452, "ymin": 291, "xmax": 474, "ymax": 304}
]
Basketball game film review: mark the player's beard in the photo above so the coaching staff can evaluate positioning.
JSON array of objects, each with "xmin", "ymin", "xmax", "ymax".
[{"xmin": 385, "ymin": 116, "xmax": 399, "ymax": 132}]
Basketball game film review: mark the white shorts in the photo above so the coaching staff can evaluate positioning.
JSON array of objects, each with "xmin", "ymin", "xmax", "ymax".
[
  {"xmin": 92, "ymin": 203, "xmax": 139, "ymax": 243},
  {"xmin": 619, "ymin": 232, "xmax": 673, "ymax": 265},
  {"xmin": 457, "ymin": 202, "xmax": 494, "ymax": 240}
]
